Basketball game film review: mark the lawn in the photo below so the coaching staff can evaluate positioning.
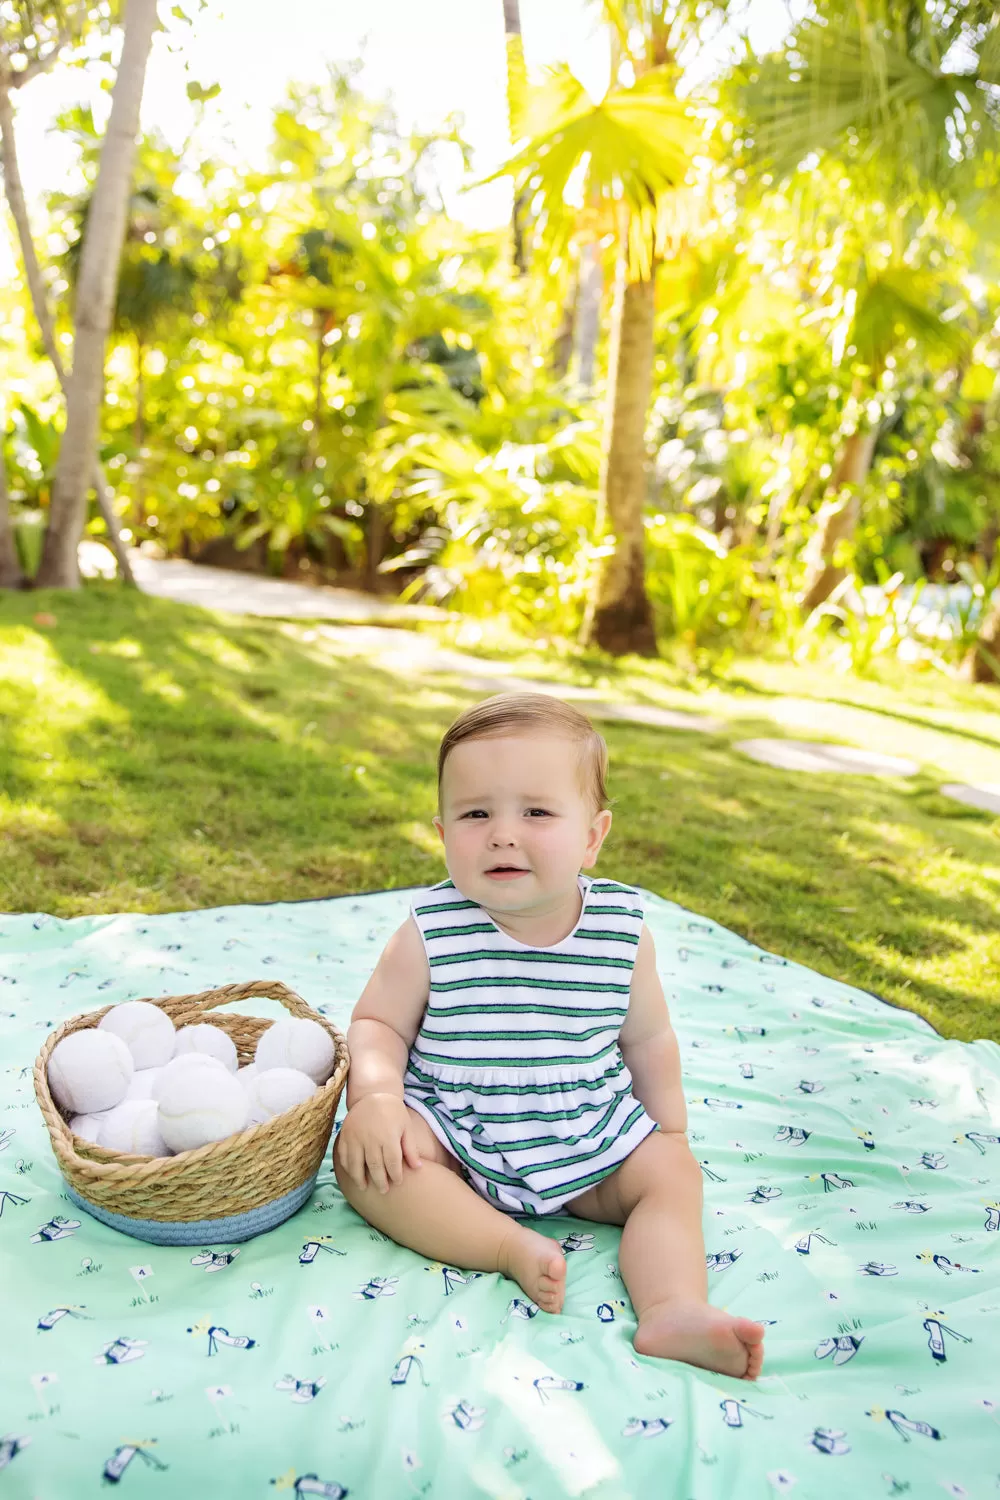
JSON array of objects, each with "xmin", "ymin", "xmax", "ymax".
[{"xmin": 2, "ymin": 583, "xmax": 999, "ymax": 1043}]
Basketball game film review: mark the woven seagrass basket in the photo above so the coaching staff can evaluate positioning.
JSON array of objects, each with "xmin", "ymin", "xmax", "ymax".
[{"xmin": 33, "ymin": 980, "xmax": 349, "ymax": 1246}]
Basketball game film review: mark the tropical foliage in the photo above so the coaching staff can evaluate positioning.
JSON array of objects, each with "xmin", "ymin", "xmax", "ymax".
[{"xmin": 1, "ymin": 1, "xmax": 999, "ymax": 679}]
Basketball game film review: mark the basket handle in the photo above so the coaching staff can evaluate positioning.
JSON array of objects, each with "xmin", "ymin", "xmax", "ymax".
[{"xmin": 161, "ymin": 980, "xmax": 320, "ymax": 1028}]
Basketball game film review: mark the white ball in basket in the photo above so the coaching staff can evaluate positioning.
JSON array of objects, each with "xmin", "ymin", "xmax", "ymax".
[
  {"xmin": 156, "ymin": 1068, "xmax": 250, "ymax": 1154},
  {"xmin": 243, "ymin": 1066, "xmax": 316, "ymax": 1125},
  {"xmin": 70, "ymin": 1112, "xmax": 105, "ymax": 1144},
  {"xmin": 173, "ymin": 1023, "xmax": 238, "ymax": 1073},
  {"xmin": 254, "ymin": 1017, "xmax": 334, "ymax": 1085},
  {"xmin": 98, "ymin": 1099, "xmax": 171, "ymax": 1157},
  {"xmin": 125, "ymin": 1068, "xmax": 161, "ymax": 1101},
  {"xmin": 98, "ymin": 1001, "xmax": 176, "ymax": 1069},
  {"xmin": 151, "ymin": 1053, "xmax": 226, "ymax": 1101},
  {"xmin": 47, "ymin": 1030, "xmax": 134, "ymax": 1115}
]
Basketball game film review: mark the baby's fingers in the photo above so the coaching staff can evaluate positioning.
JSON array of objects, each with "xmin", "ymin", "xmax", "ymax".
[
  {"xmin": 383, "ymin": 1140, "xmax": 405, "ymax": 1186},
  {"xmin": 336, "ymin": 1135, "xmax": 365, "ymax": 1191},
  {"xmin": 364, "ymin": 1144, "xmax": 389, "ymax": 1195},
  {"xmin": 401, "ymin": 1129, "xmax": 423, "ymax": 1171}
]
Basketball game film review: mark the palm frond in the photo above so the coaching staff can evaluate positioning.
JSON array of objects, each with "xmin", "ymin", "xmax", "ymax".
[
  {"xmin": 480, "ymin": 63, "xmax": 701, "ymax": 276},
  {"xmin": 739, "ymin": 11, "xmax": 992, "ymax": 189},
  {"xmin": 847, "ymin": 264, "xmax": 970, "ymax": 376}
]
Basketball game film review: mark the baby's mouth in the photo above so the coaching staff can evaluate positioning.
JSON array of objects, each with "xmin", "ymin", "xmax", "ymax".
[{"xmin": 485, "ymin": 864, "xmax": 529, "ymax": 876}]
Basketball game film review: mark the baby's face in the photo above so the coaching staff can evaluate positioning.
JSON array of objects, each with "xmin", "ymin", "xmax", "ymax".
[{"xmin": 434, "ymin": 732, "xmax": 612, "ymax": 911}]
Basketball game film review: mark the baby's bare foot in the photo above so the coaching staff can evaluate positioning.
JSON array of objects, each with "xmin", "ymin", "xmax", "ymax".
[
  {"xmin": 634, "ymin": 1300, "xmax": 765, "ymax": 1379},
  {"xmin": 498, "ymin": 1225, "xmax": 566, "ymax": 1313}
]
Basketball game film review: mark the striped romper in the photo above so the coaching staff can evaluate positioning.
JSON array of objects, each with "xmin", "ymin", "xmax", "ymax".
[{"xmin": 402, "ymin": 874, "xmax": 659, "ymax": 1216}]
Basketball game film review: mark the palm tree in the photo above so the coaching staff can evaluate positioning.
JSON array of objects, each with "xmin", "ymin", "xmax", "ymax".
[
  {"xmin": 502, "ymin": 0, "xmax": 530, "ymax": 274},
  {"xmin": 487, "ymin": 26, "xmax": 703, "ymax": 653},
  {"xmin": 37, "ymin": 0, "xmax": 160, "ymax": 589},
  {"xmin": 0, "ymin": 2, "xmax": 135, "ymax": 583},
  {"xmin": 738, "ymin": 2, "xmax": 1000, "ymax": 610},
  {"xmin": 0, "ymin": 424, "xmax": 22, "ymax": 588},
  {"xmin": 61, "ymin": 170, "xmax": 201, "ymax": 522}
]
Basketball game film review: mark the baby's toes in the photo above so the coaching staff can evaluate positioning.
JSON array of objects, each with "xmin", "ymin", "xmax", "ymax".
[{"xmin": 744, "ymin": 1340, "xmax": 765, "ymax": 1381}]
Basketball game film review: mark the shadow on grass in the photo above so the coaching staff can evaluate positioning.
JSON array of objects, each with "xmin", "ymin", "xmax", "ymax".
[
  {"xmin": 719, "ymin": 672, "xmax": 1000, "ymax": 755},
  {"xmin": 1, "ymin": 583, "xmax": 998, "ymax": 1042}
]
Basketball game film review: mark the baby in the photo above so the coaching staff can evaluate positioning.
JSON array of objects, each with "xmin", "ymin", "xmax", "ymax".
[{"xmin": 334, "ymin": 692, "xmax": 765, "ymax": 1379}]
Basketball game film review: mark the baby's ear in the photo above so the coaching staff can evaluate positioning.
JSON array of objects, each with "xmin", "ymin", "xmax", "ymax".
[
  {"xmin": 583, "ymin": 809, "xmax": 612, "ymax": 866},
  {"xmin": 432, "ymin": 816, "xmax": 445, "ymax": 843}
]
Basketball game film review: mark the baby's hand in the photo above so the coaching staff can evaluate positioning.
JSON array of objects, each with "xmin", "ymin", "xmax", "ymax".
[{"xmin": 336, "ymin": 1092, "xmax": 423, "ymax": 1194}]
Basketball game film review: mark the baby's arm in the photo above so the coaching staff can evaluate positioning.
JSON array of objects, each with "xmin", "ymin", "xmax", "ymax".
[
  {"xmin": 338, "ymin": 917, "xmax": 430, "ymax": 1191},
  {"xmin": 347, "ymin": 916, "xmax": 429, "ymax": 1104},
  {"xmin": 618, "ymin": 924, "xmax": 687, "ymax": 1133}
]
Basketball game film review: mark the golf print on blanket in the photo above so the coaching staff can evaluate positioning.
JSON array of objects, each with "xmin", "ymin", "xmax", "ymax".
[{"xmin": 1, "ymin": 887, "xmax": 998, "ymax": 1496}]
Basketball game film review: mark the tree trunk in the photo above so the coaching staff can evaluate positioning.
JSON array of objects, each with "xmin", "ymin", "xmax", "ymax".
[
  {"xmin": 580, "ymin": 256, "xmax": 658, "ymax": 656},
  {"xmin": 550, "ymin": 273, "xmax": 576, "ymax": 378},
  {"xmin": 0, "ymin": 436, "xmax": 24, "ymax": 588},
  {"xmin": 133, "ymin": 331, "xmax": 146, "ymax": 523},
  {"xmin": 502, "ymin": 0, "xmax": 529, "ymax": 274},
  {"xmin": 0, "ymin": 79, "xmax": 135, "ymax": 584},
  {"xmin": 964, "ymin": 595, "xmax": 1000, "ymax": 684},
  {"xmin": 573, "ymin": 241, "xmax": 603, "ymax": 392},
  {"xmin": 798, "ymin": 427, "xmax": 879, "ymax": 612},
  {"xmin": 36, "ymin": 0, "xmax": 158, "ymax": 589},
  {"xmin": 365, "ymin": 501, "xmax": 386, "ymax": 592}
]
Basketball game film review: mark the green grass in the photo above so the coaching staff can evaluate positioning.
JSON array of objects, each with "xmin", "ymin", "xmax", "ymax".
[{"xmin": 2, "ymin": 584, "xmax": 999, "ymax": 1043}]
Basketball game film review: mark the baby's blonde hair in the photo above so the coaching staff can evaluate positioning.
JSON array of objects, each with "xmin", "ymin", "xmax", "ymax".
[{"xmin": 437, "ymin": 693, "xmax": 609, "ymax": 813}]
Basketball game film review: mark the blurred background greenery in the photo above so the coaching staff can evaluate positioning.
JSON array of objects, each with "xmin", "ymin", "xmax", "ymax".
[{"xmin": 2, "ymin": 0, "xmax": 999, "ymax": 677}]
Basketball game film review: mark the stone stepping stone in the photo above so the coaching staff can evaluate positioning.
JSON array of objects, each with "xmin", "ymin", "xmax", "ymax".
[
  {"xmin": 587, "ymin": 700, "xmax": 723, "ymax": 734},
  {"xmin": 736, "ymin": 738, "xmax": 919, "ymax": 776},
  {"xmin": 940, "ymin": 783, "xmax": 1000, "ymax": 816}
]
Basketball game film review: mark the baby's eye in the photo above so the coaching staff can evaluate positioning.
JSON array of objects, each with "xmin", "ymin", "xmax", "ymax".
[
  {"xmin": 526, "ymin": 808, "xmax": 551, "ymax": 818},
  {"xmin": 460, "ymin": 809, "xmax": 488, "ymax": 819}
]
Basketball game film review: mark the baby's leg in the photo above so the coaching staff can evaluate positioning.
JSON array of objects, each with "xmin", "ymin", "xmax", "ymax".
[
  {"xmin": 333, "ymin": 1106, "xmax": 566, "ymax": 1312},
  {"xmin": 567, "ymin": 1130, "xmax": 765, "ymax": 1379}
]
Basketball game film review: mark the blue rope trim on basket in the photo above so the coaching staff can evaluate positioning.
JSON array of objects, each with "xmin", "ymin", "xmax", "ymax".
[{"xmin": 64, "ymin": 1173, "xmax": 318, "ymax": 1245}]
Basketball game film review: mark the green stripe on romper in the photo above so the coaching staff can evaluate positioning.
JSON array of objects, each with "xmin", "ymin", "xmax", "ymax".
[
  {"xmin": 410, "ymin": 1092, "xmax": 643, "ymax": 1194},
  {"xmin": 424, "ymin": 1002, "xmax": 625, "ymax": 1019},
  {"xmin": 411, "ymin": 1039, "xmax": 620, "ymax": 1069},
  {"xmin": 424, "ymin": 924, "xmax": 639, "ymax": 946},
  {"xmin": 534, "ymin": 1112, "xmax": 654, "ymax": 1198},
  {"xmin": 417, "ymin": 1022, "xmax": 619, "ymax": 1044},
  {"xmin": 429, "ymin": 950, "xmax": 634, "ymax": 971},
  {"xmin": 409, "ymin": 1111, "xmax": 529, "ymax": 1189},
  {"xmin": 404, "ymin": 1057, "xmax": 625, "ymax": 1096},
  {"xmin": 450, "ymin": 1094, "xmax": 623, "ymax": 1125},
  {"xmin": 430, "ymin": 976, "xmax": 631, "ymax": 995},
  {"xmin": 439, "ymin": 1091, "xmax": 628, "ymax": 1154},
  {"xmin": 413, "ymin": 900, "xmax": 477, "ymax": 915}
]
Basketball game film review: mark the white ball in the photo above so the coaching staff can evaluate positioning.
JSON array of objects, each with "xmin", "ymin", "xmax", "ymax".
[
  {"xmin": 254, "ymin": 1017, "xmax": 335, "ymax": 1085},
  {"xmin": 98, "ymin": 1099, "xmax": 171, "ymax": 1157},
  {"xmin": 98, "ymin": 1001, "xmax": 176, "ymax": 1069},
  {"xmin": 156, "ymin": 1068, "xmax": 249, "ymax": 1153},
  {"xmin": 48, "ymin": 1030, "xmax": 134, "ymax": 1116},
  {"xmin": 151, "ymin": 1053, "xmax": 227, "ymax": 1101},
  {"xmin": 173, "ymin": 1023, "xmax": 238, "ymax": 1073},
  {"xmin": 243, "ymin": 1066, "xmax": 316, "ymax": 1125},
  {"xmin": 69, "ymin": 1112, "xmax": 106, "ymax": 1144},
  {"xmin": 125, "ymin": 1068, "xmax": 161, "ymax": 1101}
]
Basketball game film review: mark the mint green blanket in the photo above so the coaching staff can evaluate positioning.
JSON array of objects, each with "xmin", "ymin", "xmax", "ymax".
[{"xmin": 1, "ymin": 887, "xmax": 998, "ymax": 1498}]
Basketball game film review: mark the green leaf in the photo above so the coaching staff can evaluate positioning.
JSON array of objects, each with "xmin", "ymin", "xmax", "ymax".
[
  {"xmin": 186, "ymin": 80, "xmax": 221, "ymax": 103},
  {"xmin": 480, "ymin": 64, "xmax": 700, "ymax": 275}
]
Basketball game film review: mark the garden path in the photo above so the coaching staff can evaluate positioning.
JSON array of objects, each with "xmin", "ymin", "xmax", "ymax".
[{"xmin": 77, "ymin": 544, "xmax": 1000, "ymax": 807}]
